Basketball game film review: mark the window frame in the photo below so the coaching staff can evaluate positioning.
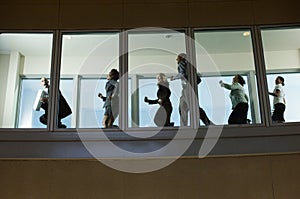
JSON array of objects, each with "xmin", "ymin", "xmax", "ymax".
[
  {"xmin": 258, "ymin": 25, "xmax": 300, "ymax": 127},
  {"xmin": 1, "ymin": 26, "xmax": 300, "ymax": 158}
]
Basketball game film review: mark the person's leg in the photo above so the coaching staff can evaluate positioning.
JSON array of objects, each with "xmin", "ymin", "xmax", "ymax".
[
  {"xmin": 164, "ymin": 103, "xmax": 173, "ymax": 126},
  {"xmin": 57, "ymin": 117, "xmax": 66, "ymax": 128},
  {"xmin": 272, "ymin": 103, "xmax": 280, "ymax": 122},
  {"xmin": 102, "ymin": 115, "xmax": 109, "ymax": 128},
  {"xmin": 228, "ymin": 103, "xmax": 248, "ymax": 124},
  {"xmin": 111, "ymin": 103, "xmax": 119, "ymax": 127},
  {"xmin": 228, "ymin": 110, "xmax": 236, "ymax": 124},
  {"xmin": 40, "ymin": 104, "xmax": 48, "ymax": 125},
  {"xmin": 39, "ymin": 114, "xmax": 47, "ymax": 125},
  {"xmin": 102, "ymin": 106, "xmax": 112, "ymax": 128},
  {"xmin": 228, "ymin": 105, "xmax": 241, "ymax": 124},
  {"xmin": 239, "ymin": 103, "xmax": 249, "ymax": 124},
  {"xmin": 154, "ymin": 106, "xmax": 166, "ymax": 127},
  {"xmin": 179, "ymin": 96, "xmax": 188, "ymax": 126},
  {"xmin": 199, "ymin": 107, "xmax": 213, "ymax": 126},
  {"xmin": 278, "ymin": 103, "xmax": 286, "ymax": 122},
  {"xmin": 272, "ymin": 103, "xmax": 285, "ymax": 122}
]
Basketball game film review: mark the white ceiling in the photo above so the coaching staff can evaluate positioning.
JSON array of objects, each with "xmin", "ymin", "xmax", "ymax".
[{"xmin": 0, "ymin": 29, "xmax": 299, "ymax": 57}]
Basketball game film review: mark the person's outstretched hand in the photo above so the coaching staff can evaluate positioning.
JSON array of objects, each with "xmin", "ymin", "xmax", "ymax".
[
  {"xmin": 144, "ymin": 96, "xmax": 149, "ymax": 103},
  {"xmin": 219, "ymin": 80, "xmax": 224, "ymax": 87}
]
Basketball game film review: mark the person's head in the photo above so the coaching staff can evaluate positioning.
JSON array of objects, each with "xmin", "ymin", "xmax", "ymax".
[
  {"xmin": 275, "ymin": 76, "xmax": 285, "ymax": 86},
  {"xmin": 108, "ymin": 69, "xmax": 119, "ymax": 80},
  {"xmin": 156, "ymin": 73, "xmax": 168, "ymax": 83},
  {"xmin": 233, "ymin": 74, "xmax": 246, "ymax": 86},
  {"xmin": 41, "ymin": 77, "xmax": 49, "ymax": 88},
  {"xmin": 176, "ymin": 53, "xmax": 187, "ymax": 63}
]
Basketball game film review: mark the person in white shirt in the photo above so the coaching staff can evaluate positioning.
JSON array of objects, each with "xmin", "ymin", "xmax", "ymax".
[
  {"xmin": 219, "ymin": 74, "xmax": 249, "ymax": 124},
  {"xmin": 268, "ymin": 76, "xmax": 286, "ymax": 123}
]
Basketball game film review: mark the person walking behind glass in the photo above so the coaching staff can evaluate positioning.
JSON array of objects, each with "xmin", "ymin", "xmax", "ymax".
[
  {"xmin": 98, "ymin": 69, "xmax": 119, "ymax": 128},
  {"xmin": 170, "ymin": 53, "xmax": 213, "ymax": 126},
  {"xmin": 219, "ymin": 74, "xmax": 249, "ymax": 124},
  {"xmin": 268, "ymin": 76, "xmax": 286, "ymax": 123},
  {"xmin": 144, "ymin": 73, "xmax": 174, "ymax": 127},
  {"xmin": 37, "ymin": 77, "xmax": 72, "ymax": 128}
]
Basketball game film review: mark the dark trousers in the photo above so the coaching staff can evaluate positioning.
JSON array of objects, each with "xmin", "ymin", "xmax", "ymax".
[
  {"xmin": 199, "ymin": 107, "xmax": 212, "ymax": 125},
  {"xmin": 228, "ymin": 102, "xmax": 249, "ymax": 124},
  {"xmin": 39, "ymin": 103, "xmax": 65, "ymax": 128},
  {"xmin": 272, "ymin": 103, "xmax": 285, "ymax": 122}
]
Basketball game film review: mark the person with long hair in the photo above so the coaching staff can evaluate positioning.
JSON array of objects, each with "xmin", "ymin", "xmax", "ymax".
[
  {"xmin": 268, "ymin": 76, "xmax": 286, "ymax": 123},
  {"xmin": 219, "ymin": 74, "xmax": 249, "ymax": 124},
  {"xmin": 144, "ymin": 73, "xmax": 174, "ymax": 127}
]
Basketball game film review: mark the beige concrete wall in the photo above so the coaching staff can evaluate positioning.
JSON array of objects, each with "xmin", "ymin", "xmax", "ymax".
[{"xmin": 0, "ymin": 154, "xmax": 300, "ymax": 199}]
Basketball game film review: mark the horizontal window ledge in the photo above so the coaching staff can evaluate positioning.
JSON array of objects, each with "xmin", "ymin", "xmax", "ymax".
[
  {"xmin": 0, "ymin": 124, "xmax": 300, "ymax": 141},
  {"xmin": 0, "ymin": 125, "xmax": 300, "ymax": 158}
]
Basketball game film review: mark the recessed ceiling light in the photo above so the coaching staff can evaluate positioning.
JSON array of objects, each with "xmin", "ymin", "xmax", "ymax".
[{"xmin": 243, "ymin": 31, "xmax": 250, "ymax": 37}]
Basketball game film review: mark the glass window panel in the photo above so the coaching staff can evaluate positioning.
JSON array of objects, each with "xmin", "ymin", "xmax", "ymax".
[
  {"xmin": 60, "ymin": 32, "xmax": 119, "ymax": 128},
  {"xmin": 262, "ymin": 27, "xmax": 300, "ymax": 123},
  {"xmin": 0, "ymin": 33, "xmax": 53, "ymax": 128},
  {"xmin": 128, "ymin": 30, "xmax": 186, "ymax": 128},
  {"xmin": 195, "ymin": 29, "xmax": 261, "ymax": 125},
  {"xmin": 198, "ymin": 75, "xmax": 252, "ymax": 125}
]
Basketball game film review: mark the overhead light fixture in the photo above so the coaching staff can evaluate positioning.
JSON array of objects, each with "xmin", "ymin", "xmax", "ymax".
[{"xmin": 243, "ymin": 31, "xmax": 250, "ymax": 37}]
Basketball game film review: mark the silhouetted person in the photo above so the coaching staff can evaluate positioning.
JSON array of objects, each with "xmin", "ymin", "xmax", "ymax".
[{"xmin": 144, "ymin": 73, "xmax": 174, "ymax": 127}]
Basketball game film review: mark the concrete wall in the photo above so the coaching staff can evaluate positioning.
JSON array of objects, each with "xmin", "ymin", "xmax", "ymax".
[
  {"xmin": 0, "ymin": 154, "xmax": 300, "ymax": 199},
  {"xmin": 0, "ymin": 0, "xmax": 299, "ymax": 29}
]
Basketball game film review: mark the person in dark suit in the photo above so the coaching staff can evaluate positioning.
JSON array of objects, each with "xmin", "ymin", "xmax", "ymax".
[{"xmin": 144, "ymin": 73, "xmax": 174, "ymax": 127}]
